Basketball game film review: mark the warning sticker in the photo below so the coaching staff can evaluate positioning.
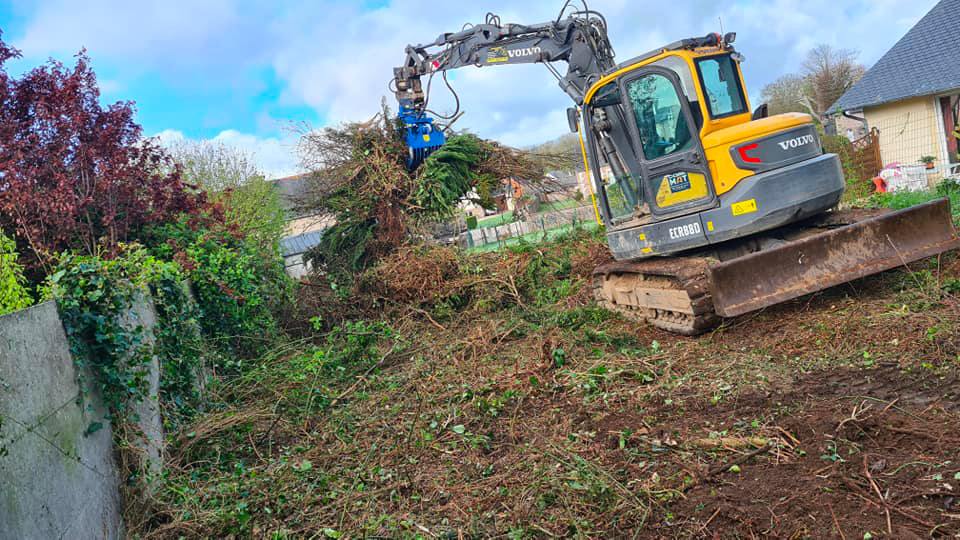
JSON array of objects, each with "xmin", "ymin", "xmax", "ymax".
[
  {"xmin": 731, "ymin": 198, "xmax": 758, "ymax": 216},
  {"xmin": 487, "ymin": 47, "xmax": 509, "ymax": 63},
  {"xmin": 666, "ymin": 172, "xmax": 691, "ymax": 193}
]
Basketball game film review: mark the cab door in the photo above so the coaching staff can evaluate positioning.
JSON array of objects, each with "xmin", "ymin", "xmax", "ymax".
[{"xmin": 619, "ymin": 66, "xmax": 716, "ymax": 218}]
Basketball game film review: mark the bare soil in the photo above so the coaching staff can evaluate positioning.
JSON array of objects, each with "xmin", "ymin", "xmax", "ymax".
[{"xmin": 140, "ymin": 234, "xmax": 960, "ymax": 539}]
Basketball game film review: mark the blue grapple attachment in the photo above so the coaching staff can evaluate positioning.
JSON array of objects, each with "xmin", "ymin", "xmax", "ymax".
[{"xmin": 398, "ymin": 107, "xmax": 446, "ymax": 169}]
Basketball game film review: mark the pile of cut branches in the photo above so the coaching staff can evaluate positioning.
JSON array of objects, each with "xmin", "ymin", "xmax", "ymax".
[{"xmin": 296, "ymin": 105, "xmax": 572, "ymax": 282}]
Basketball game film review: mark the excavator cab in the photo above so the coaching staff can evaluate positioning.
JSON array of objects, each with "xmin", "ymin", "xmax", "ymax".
[{"xmin": 577, "ymin": 35, "xmax": 846, "ymax": 260}]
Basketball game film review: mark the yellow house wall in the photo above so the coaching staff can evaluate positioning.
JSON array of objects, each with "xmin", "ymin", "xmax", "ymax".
[
  {"xmin": 284, "ymin": 214, "xmax": 335, "ymax": 237},
  {"xmin": 864, "ymin": 97, "xmax": 942, "ymax": 178}
]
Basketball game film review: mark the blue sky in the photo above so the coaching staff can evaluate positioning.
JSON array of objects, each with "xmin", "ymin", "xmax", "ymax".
[{"xmin": 0, "ymin": 0, "xmax": 939, "ymax": 177}]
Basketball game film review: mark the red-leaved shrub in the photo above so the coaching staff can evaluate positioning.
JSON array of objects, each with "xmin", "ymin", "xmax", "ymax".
[{"xmin": 0, "ymin": 35, "xmax": 208, "ymax": 278}]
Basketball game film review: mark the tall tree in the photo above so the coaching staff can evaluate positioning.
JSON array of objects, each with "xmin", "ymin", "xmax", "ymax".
[
  {"xmin": 800, "ymin": 44, "xmax": 865, "ymax": 118},
  {"xmin": 0, "ymin": 34, "xmax": 206, "ymax": 276}
]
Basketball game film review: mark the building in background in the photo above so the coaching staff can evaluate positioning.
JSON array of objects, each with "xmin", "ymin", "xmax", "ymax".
[
  {"xmin": 576, "ymin": 165, "xmax": 612, "ymax": 199},
  {"xmin": 539, "ymin": 170, "xmax": 581, "ymax": 202},
  {"xmin": 271, "ymin": 173, "xmax": 334, "ymax": 278},
  {"xmin": 830, "ymin": 0, "xmax": 960, "ymax": 182}
]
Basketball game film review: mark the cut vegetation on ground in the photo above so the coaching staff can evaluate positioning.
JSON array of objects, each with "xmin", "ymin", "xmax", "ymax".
[{"xmin": 138, "ymin": 213, "xmax": 960, "ymax": 538}]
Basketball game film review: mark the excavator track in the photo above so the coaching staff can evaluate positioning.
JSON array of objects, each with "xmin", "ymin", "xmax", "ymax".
[
  {"xmin": 591, "ymin": 199, "xmax": 960, "ymax": 335},
  {"xmin": 592, "ymin": 257, "xmax": 720, "ymax": 336}
]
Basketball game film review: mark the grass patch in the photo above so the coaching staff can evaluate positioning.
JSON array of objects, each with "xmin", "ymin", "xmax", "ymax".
[
  {"xmin": 864, "ymin": 178, "xmax": 960, "ymax": 224},
  {"xmin": 474, "ymin": 199, "xmax": 589, "ymax": 230},
  {"xmin": 537, "ymin": 199, "xmax": 584, "ymax": 213},
  {"xmin": 476, "ymin": 210, "xmax": 514, "ymax": 228},
  {"xmin": 468, "ymin": 220, "xmax": 602, "ymax": 253}
]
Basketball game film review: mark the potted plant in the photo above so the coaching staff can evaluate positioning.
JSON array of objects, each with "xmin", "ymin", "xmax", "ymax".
[{"xmin": 920, "ymin": 155, "xmax": 937, "ymax": 170}]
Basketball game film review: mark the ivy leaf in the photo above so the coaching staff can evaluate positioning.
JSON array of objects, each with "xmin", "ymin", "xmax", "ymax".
[
  {"xmin": 83, "ymin": 421, "xmax": 103, "ymax": 437},
  {"xmin": 452, "ymin": 425, "xmax": 466, "ymax": 435}
]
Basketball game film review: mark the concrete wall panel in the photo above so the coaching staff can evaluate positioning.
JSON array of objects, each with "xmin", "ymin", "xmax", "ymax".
[{"xmin": 0, "ymin": 301, "xmax": 123, "ymax": 540}]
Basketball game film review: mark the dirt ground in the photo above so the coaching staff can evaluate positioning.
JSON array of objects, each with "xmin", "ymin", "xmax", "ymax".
[
  {"xmin": 626, "ymin": 363, "xmax": 960, "ymax": 538},
  {"xmin": 141, "ymin": 235, "xmax": 960, "ymax": 539}
]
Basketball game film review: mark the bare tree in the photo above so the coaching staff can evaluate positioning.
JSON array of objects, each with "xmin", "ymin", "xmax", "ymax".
[
  {"xmin": 801, "ymin": 44, "xmax": 865, "ymax": 118},
  {"xmin": 757, "ymin": 44, "xmax": 865, "ymax": 123},
  {"xmin": 760, "ymin": 74, "xmax": 809, "ymax": 116},
  {"xmin": 164, "ymin": 139, "xmax": 263, "ymax": 192}
]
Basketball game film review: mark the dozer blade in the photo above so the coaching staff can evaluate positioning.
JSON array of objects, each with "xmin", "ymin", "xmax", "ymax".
[{"xmin": 709, "ymin": 198, "xmax": 960, "ymax": 317}]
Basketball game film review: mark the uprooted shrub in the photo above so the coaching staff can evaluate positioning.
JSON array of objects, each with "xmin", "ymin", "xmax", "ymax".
[
  {"xmin": 357, "ymin": 225, "xmax": 610, "ymax": 320},
  {"xmin": 297, "ymin": 105, "xmax": 571, "ymax": 283}
]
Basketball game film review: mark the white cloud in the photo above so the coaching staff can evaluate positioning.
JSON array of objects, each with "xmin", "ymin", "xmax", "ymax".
[
  {"xmin": 264, "ymin": 0, "xmax": 938, "ymax": 146},
  {"xmin": 14, "ymin": 0, "xmax": 274, "ymax": 78},
  {"xmin": 153, "ymin": 128, "xmax": 301, "ymax": 179},
  {"xmin": 268, "ymin": 1, "xmax": 600, "ymax": 142},
  {"xmin": 16, "ymin": 0, "xmax": 943, "ymax": 149}
]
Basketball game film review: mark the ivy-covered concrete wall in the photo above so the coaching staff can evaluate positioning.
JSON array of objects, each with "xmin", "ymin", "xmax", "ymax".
[{"xmin": 0, "ymin": 299, "xmax": 164, "ymax": 539}]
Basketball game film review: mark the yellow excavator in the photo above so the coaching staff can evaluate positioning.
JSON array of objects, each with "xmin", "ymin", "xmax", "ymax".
[{"xmin": 393, "ymin": 5, "xmax": 959, "ymax": 334}]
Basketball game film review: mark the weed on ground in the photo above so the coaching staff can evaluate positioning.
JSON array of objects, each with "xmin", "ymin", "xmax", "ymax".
[{"xmin": 136, "ymin": 226, "xmax": 960, "ymax": 539}]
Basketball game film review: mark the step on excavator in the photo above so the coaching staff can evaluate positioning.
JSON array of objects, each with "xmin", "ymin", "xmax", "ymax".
[{"xmin": 392, "ymin": 3, "xmax": 960, "ymax": 334}]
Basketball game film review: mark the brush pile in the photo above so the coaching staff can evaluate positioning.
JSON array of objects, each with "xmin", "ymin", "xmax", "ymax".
[{"xmin": 295, "ymin": 106, "xmax": 572, "ymax": 281}]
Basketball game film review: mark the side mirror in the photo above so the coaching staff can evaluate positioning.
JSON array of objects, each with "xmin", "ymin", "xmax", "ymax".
[
  {"xmin": 751, "ymin": 103, "xmax": 769, "ymax": 120},
  {"xmin": 566, "ymin": 107, "xmax": 580, "ymax": 133}
]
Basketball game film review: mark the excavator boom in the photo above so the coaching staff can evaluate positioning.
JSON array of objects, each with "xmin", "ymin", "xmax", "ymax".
[{"xmin": 392, "ymin": 9, "xmax": 615, "ymax": 167}]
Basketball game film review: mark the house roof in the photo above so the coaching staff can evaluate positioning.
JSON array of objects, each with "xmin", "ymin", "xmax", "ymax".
[
  {"xmin": 279, "ymin": 230, "xmax": 325, "ymax": 257},
  {"xmin": 270, "ymin": 173, "xmax": 313, "ymax": 216},
  {"xmin": 831, "ymin": 0, "xmax": 960, "ymax": 112},
  {"xmin": 545, "ymin": 170, "xmax": 579, "ymax": 187}
]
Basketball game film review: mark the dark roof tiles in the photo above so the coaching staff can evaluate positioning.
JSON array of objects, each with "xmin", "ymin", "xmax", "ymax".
[{"xmin": 832, "ymin": 0, "xmax": 960, "ymax": 111}]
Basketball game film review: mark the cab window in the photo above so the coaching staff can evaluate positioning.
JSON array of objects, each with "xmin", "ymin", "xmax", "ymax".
[
  {"xmin": 626, "ymin": 73, "xmax": 693, "ymax": 161},
  {"xmin": 694, "ymin": 54, "xmax": 747, "ymax": 118}
]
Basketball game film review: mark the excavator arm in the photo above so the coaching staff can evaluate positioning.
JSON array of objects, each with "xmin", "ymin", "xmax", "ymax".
[{"xmin": 392, "ymin": 10, "xmax": 615, "ymax": 167}]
